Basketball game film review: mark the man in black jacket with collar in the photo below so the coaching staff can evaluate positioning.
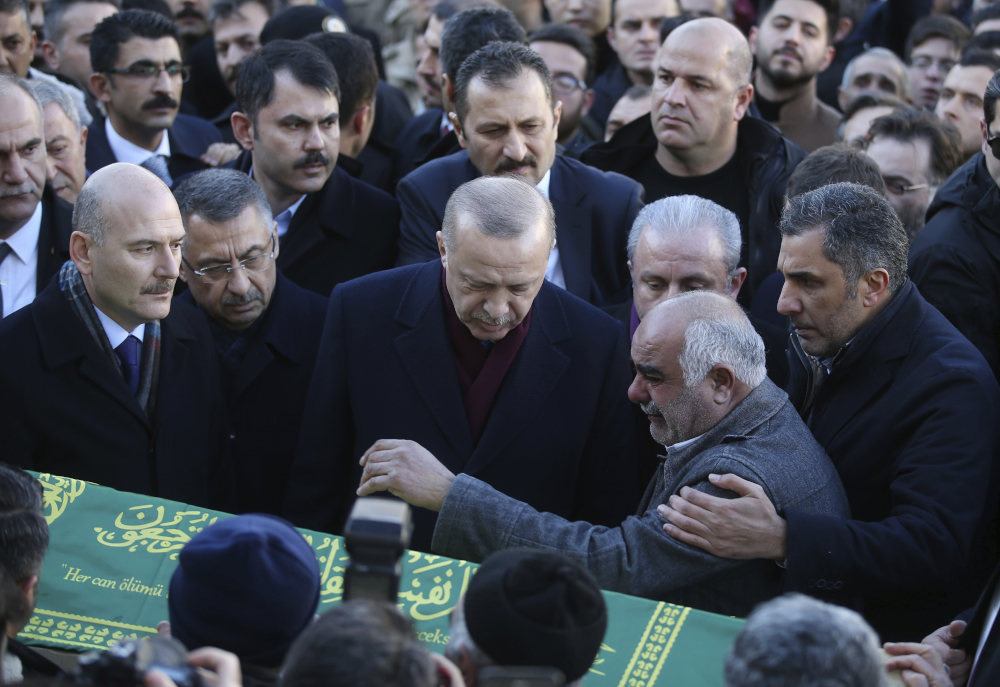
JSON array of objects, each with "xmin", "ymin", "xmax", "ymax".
[
  {"xmin": 658, "ymin": 182, "xmax": 1000, "ymax": 642},
  {"xmin": 0, "ymin": 75, "xmax": 72, "ymax": 319},
  {"xmin": 0, "ymin": 163, "xmax": 230, "ymax": 509},
  {"xmin": 396, "ymin": 41, "xmax": 642, "ymax": 309},
  {"xmin": 910, "ymin": 69, "xmax": 1000, "ymax": 381},
  {"xmin": 582, "ymin": 17, "xmax": 805, "ymax": 302},
  {"xmin": 229, "ymin": 40, "xmax": 398, "ymax": 297},
  {"xmin": 174, "ymin": 169, "xmax": 327, "ymax": 515}
]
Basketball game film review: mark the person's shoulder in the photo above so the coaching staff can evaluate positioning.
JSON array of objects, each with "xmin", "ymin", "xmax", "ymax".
[
  {"xmin": 535, "ymin": 282, "xmax": 626, "ymax": 340},
  {"xmin": 335, "ymin": 261, "xmax": 435, "ymax": 299},
  {"xmin": 399, "ymin": 150, "xmax": 472, "ymax": 187},
  {"xmin": 556, "ymin": 154, "xmax": 642, "ymax": 192},
  {"xmin": 172, "ymin": 112, "xmax": 223, "ymax": 138}
]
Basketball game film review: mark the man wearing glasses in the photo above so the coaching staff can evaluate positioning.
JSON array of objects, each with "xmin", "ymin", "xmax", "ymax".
[
  {"xmin": 174, "ymin": 168, "xmax": 327, "ymax": 515},
  {"xmin": 0, "ymin": 162, "xmax": 230, "ymax": 509},
  {"xmin": 911, "ymin": 69, "xmax": 1000, "ymax": 382},
  {"xmin": 86, "ymin": 9, "xmax": 220, "ymax": 185},
  {"xmin": 529, "ymin": 23, "xmax": 602, "ymax": 158},
  {"xmin": 862, "ymin": 106, "xmax": 962, "ymax": 241}
]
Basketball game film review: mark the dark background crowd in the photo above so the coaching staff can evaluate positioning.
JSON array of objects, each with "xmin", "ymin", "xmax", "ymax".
[{"xmin": 3, "ymin": 0, "xmax": 1000, "ymax": 684}]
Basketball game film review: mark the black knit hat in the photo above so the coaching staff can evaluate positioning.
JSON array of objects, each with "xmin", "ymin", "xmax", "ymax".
[{"xmin": 463, "ymin": 549, "xmax": 607, "ymax": 681}]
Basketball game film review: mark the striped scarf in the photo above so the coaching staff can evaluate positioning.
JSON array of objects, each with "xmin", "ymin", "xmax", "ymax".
[{"xmin": 58, "ymin": 261, "xmax": 160, "ymax": 416}]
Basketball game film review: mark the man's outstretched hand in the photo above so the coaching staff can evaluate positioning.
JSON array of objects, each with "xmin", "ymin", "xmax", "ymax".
[{"xmin": 357, "ymin": 439, "xmax": 456, "ymax": 511}]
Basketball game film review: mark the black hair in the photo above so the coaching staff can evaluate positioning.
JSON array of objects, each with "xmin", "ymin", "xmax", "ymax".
[
  {"xmin": 905, "ymin": 14, "xmax": 971, "ymax": 61},
  {"xmin": 786, "ymin": 143, "xmax": 886, "ymax": 199},
  {"xmin": 454, "ymin": 40, "xmax": 552, "ymax": 124},
  {"xmin": 867, "ymin": 105, "xmax": 962, "ymax": 186},
  {"xmin": 305, "ymin": 31, "xmax": 377, "ymax": 122},
  {"xmin": 757, "ymin": 0, "xmax": 840, "ymax": 44},
  {"xmin": 90, "ymin": 9, "xmax": 179, "ymax": 74},
  {"xmin": 235, "ymin": 39, "xmax": 339, "ymax": 125},
  {"xmin": 528, "ymin": 22, "xmax": 596, "ymax": 85},
  {"xmin": 439, "ymin": 6, "xmax": 526, "ymax": 80}
]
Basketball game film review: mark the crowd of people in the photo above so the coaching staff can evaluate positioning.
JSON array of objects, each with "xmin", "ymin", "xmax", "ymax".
[{"xmin": 3, "ymin": 0, "xmax": 1000, "ymax": 683}]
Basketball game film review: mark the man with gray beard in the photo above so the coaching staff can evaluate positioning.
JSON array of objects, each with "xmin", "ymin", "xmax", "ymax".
[{"xmin": 174, "ymin": 168, "xmax": 327, "ymax": 515}]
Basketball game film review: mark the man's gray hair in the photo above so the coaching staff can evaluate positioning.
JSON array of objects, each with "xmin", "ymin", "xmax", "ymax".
[
  {"xmin": 441, "ymin": 175, "xmax": 555, "ymax": 253},
  {"xmin": 627, "ymin": 195, "xmax": 742, "ymax": 277},
  {"xmin": 172, "ymin": 168, "xmax": 273, "ymax": 231},
  {"xmin": 840, "ymin": 47, "xmax": 909, "ymax": 100},
  {"xmin": 0, "ymin": 73, "xmax": 43, "ymax": 119},
  {"xmin": 780, "ymin": 182, "xmax": 909, "ymax": 298},
  {"xmin": 28, "ymin": 78, "xmax": 83, "ymax": 132},
  {"xmin": 674, "ymin": 292, "xmax": 766, "ymax": 389},
  {"xmin": 724, "ymin": 593, "xmax": 887, "ymax": 687},
  {"xmin": 72, "ymin": 179, "xmax": 110, "ymax": 245}
]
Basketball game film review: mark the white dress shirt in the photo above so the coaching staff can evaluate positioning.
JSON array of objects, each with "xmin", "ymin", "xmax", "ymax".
[{"xmin": 0, "ymin": 201, "xmax": 42, "ymax": 317}]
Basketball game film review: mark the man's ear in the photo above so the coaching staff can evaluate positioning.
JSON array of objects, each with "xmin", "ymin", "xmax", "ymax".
[
  {"xmin": 69, "ymin": 230, "xmax": 94, "ymax": 275},
  {"xmin": 436, "ymin": 230, "xmax": 448, "ymax": 265},
  {"xmin": 728, "ymin": 267, "xmax": 747, "ymax": 300},
  {"xmin": 581, "ymin": 88, "xmax": 596, "ymax": 117},
  {"xmin": 231, "ymin": 111, "xmax": 254, "ymax": 151},
  {"xmin": 707, "ymin": 364, "xmax": 737, "ymax": 404},
  {"xmin": 443, "ymin": 74, "xmax": 455, "ymax": 107},
  {"xmin": 89, "ymin": 72, "xmax": 112, "ymax": 103},
  {"xmin": 450, "ymin": 111, "xmax": 467, "ymax": 149},
  {"xmin": 79, "ymin": 124, "xmax": 89, "ymax": 148},
  {"xmin": 351, "ymin": 104, "xmax": 370, "ymax": 136},
  {"xmin": 861, "ymin": 268, "xmax": 890, "ymax": 307}
]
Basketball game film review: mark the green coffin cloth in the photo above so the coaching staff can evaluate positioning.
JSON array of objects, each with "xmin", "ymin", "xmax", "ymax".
[{"xmin": 20, "ymin": 472, "xmax": 744, "ymax": 686}]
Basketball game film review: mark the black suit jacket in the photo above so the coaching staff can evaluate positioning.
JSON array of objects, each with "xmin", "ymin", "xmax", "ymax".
[
  {"xmin": 180, "ymin": 272, "xmax": 327, "ymax": 514},
  {"xmin": 284, "ymin": 261, "xmax": 642, "ymax": 550},
  {"xmin": 396, "ymin": 152, "xmax": 643, "ymax": 307},
  {"xmin": 85, "ymin": 114, "xmax": 222, "ymax": 181},
  {"xmin": 392, "ymin": 108, "xmax": 448, "ymax": 184},
  {"xmin": 36, "ymin": 186, "xmax": 73, "ymax": 293},
  {"xmin": 0, "ymin": 281, "xmax": 230, "ymax": 509},
  {"xmin": 232, "ymin": 152, "xmax": 400, "ymax": 296},
  {"xmin": 783, "ymin": 282, "xmax": 1000, "ymax": 640}
]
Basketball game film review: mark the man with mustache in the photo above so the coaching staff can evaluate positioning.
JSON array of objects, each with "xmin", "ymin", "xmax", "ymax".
[
  {"xmin": 228, "ymin": 40, "xmax": 399, "ymax": 297},
  {"xmin": 354, "ymin": 287, "xmax": 847, "ymax": 617},
  {"xmin": 396, "ymin": 41, "xmax": 643, "ymax": 308},
  {"xmin": 0, "ymin": 74, "xmax": 72, "ymax": 319},
  {"xmin": 659, "ymin": 182, "xmax": 1000, "ymax": 641},
  {"xmin": 749, "ymin": 0, "xmax": 840, "ymax": 152},
  {"xmin": 0, "ymin": 162, "xmax": 230, "ymax": 509},
  {"xmin": 285, "ymin": 175, "xmax": 642, "ymax": 551},
  {"xmin": 85, "ymin": 10, "xmax": 221, "ymax": 185},
  {"xmin": 174, "ymin": 168, "xmax": 327, "ymax": 514}
]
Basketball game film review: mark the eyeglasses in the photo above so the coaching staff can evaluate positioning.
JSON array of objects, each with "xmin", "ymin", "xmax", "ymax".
[
  {"xmin": 107, "ymin": 61, "xmax": 191, "ymax": 83},
  {"xmin": 182, "ymin": 235, "xmax": 276, "ymax": 282},
  {"xmin": 552, "ymin": 74, "xmax": 587, "ymax": 96},
  {"xmin": 883, "ymin": 178, "xmax": 929, "ymax": 196},
  {"xmin": 987, "ymin": 121, "xmax": 1000, "ymax": 161}
]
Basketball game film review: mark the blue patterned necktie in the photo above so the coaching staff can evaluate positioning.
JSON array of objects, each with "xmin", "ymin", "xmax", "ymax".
[
  {"xmin": 115, "ymin": 335, "xmax": 141, "ymax": 394},
  {"xmin": 140, "ymin": 154, "xmax": 172, "ymax": 186}
]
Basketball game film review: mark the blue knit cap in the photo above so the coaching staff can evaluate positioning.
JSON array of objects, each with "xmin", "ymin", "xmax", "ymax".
[{"xmin": 168, "ymin": 514, "xmax": 321, "ymax": 667}]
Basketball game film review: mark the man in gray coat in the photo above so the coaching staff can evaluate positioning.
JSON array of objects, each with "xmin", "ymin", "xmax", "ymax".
[{"xmin": 357, "ymin": 291, "xmax": 848, "ymax": 618}]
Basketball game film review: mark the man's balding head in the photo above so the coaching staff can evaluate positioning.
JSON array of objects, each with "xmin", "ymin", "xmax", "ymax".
[
  {"xmin": 629, "ymin": 291, "xmax": 765, "ymax": 446},
  {"xmin": 650, "ymin": 18, "xmax": 754, "ymax": 175},
  {"xmin": 70, "ymin": 163, "xmax": 185, "ymax": 331}
]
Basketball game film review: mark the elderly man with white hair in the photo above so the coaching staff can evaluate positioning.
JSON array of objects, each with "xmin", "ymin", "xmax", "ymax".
[{"xmin": 358, "ymin": 290, "xmax": 848, "ymax": 618}]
